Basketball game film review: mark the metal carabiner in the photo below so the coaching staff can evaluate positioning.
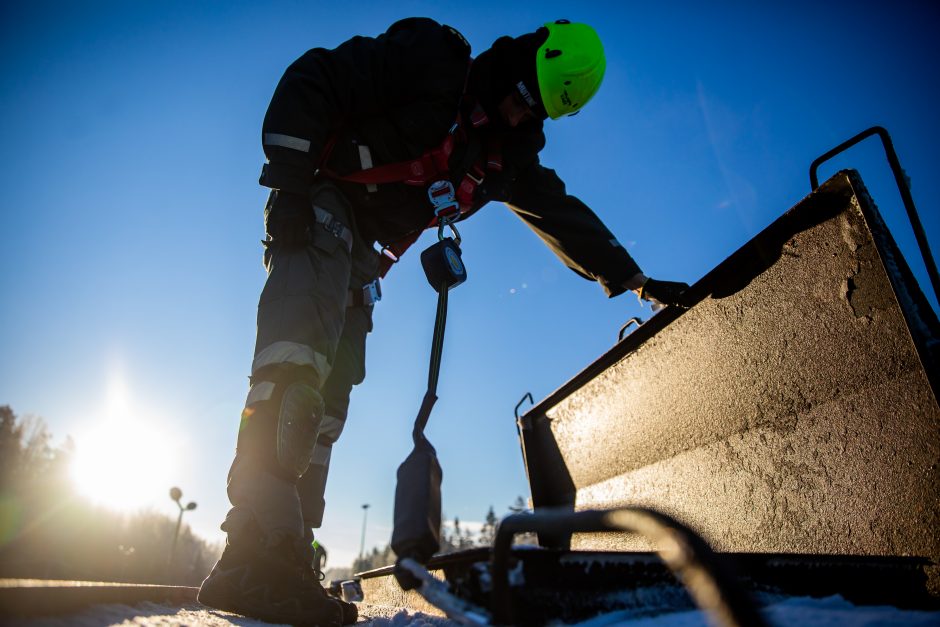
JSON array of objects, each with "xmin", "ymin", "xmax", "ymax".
[{"xmin": 437, "ymin": 214, "xmax": 461, "ymax": 245}]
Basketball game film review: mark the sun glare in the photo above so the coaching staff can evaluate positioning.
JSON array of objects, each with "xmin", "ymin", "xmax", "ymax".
[
  {"xmin": 71, "ymin": 417, "xmax": 179, "ymax": 511},
  {"xmin": 70, "ymin": 372, "xmax": 181, "ymax": 511}
]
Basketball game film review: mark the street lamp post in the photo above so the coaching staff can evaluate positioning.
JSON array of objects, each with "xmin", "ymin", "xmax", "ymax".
[
  {"xmin": 359, "ymin": 504, "xmax": 370, "ymax": 563},
  {"xmin": 168, "ymin": 486, "xmax": 197, "ymax": 571}
]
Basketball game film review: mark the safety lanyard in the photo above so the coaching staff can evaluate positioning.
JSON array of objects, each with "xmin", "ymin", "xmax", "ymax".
[
  {"xmin": 412, "ymin": 218, "xmax": 466, "ymax": 443},
  {"xmin": 412, "ymin": 286, "xmax": 447, "ymax": 443}
]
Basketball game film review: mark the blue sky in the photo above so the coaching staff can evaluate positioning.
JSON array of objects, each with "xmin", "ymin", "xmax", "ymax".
[{"xmin": 1, "ymin": 1, "xmax": 938, "ymax": 568}]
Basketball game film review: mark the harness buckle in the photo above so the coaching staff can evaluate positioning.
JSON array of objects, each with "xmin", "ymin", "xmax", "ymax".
[
  {"xmin": 313, "ymin": 205, "xmax": 353, "ymax": 252},
  {"xmin": 428, "ymin": 180, "xmax": 460, "ymax": 219},
  {"xmin": 347, "ymin": 279, "xmax": 383, "ymax": 308},
  {"xmin": 326, "ymin": 216, "xmax": 345, "ymax": 239},
  {"xmin": 363, "ymin": 279, "xmax": 382, "ymax": 305}
]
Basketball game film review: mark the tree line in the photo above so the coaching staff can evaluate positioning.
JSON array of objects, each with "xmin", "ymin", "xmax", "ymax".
[{"xmin": 0, "ymin": 405, "xmax": 221, "ymax": 586}]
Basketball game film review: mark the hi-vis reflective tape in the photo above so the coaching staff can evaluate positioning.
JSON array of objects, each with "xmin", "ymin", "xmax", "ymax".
[{"xmin": 264, "ymin": 133, "xmax": 312, "ymax": 153}]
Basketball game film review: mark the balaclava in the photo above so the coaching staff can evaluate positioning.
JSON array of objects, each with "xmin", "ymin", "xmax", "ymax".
[{"xmin": 467, "ymin": 27, "xmax": 550, "ymax": 126}]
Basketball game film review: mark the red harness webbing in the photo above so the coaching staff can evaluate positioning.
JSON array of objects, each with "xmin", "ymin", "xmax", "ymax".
[
  {"xmin": 324, "ymin": 102, "xmax": 492, "ymax": 201},
  {"xmin": 321, "ymin": 99, "xmax": 502, "ymax": 278},
  {"xmin": 328, "ymin": 133, "xmax": 457, "ymax": 187}
]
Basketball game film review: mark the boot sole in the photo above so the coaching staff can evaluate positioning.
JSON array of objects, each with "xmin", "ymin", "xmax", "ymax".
[{"xmin": 198, "ymin": 577, "xmax": 342, "ymax": 626}]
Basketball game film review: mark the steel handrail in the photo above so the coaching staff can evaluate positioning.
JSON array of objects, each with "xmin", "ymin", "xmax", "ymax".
[{"xmin": 809, "ymin": 126, "xmax": 939, "ymax": 305}]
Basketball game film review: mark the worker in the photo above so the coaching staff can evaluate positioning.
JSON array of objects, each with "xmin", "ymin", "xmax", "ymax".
[{"xmin": 198, "ymin": 17, "xmax": 689, "ymax": 626}]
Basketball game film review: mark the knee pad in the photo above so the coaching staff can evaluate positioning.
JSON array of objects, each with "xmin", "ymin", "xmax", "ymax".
[
  {"xmin": 237, "ymin": 365, "xmax": 325, "ymax": 481},
  {"xmin": 276, "ymin": 381, "xmax": 325, "ymax": 478}
]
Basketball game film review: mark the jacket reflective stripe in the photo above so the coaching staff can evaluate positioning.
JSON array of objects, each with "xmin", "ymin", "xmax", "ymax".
[
  {"xmin": 264, "ymin": 133, "xmax": 312, "ymax": 153},
  {"xmin": 251, "ymin": 340, "xmax": 332, "ymax": 383},
  {"xmin": 245, "ymin": 381, "xmax": 276, "ymax": 406}
]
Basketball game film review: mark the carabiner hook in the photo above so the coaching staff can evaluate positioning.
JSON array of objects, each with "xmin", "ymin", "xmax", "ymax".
[{"xmin": 437, "ymin": 215, "xmax": 461, "ymax": 245}]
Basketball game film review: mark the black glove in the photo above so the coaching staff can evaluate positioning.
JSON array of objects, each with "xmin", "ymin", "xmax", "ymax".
[{"xmin": 639, "ymin": 278, "xmax": 691, "ymax": 308}]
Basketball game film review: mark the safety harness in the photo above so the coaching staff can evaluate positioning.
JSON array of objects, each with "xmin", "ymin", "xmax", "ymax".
[{"xmin": 319, "ymin": 97, "xmax": 503, "ymax": 277}]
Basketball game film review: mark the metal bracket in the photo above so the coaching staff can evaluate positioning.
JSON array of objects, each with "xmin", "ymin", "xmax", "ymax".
[
  {"xmin": 618, "ymin": 316, "xmax": 644, "ymax": 341},
  {"xmin": 514, "ymin": 392, "xmax": 534, "ymax": 433},
  {"xmin": 514, "ymin": 393, "xmax": 534, "ymax": 421}
]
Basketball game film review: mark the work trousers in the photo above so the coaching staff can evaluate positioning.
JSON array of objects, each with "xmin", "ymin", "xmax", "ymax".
[{"xmin": 229, "ymin": 182, "xmax": 379, "ymax": 536}]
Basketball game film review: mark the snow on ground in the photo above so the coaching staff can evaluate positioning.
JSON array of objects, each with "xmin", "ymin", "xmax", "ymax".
[{"xmin": 6, "ymin": 596, "xmax": 940, "ymax": 626}]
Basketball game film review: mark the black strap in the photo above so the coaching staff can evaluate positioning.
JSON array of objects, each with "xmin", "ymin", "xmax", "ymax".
[
  {"xmin": 412, "ymin": 284, "xmax": 449, "ymax": 443},
  {"xmin": 259, "ymin": 161, "xmax": 316, "ymax": 194}
]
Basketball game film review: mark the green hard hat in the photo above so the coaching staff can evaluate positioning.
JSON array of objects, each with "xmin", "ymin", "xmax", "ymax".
[{"xmin": 535, "ymin": 20, "xmax": 606, "ymax": 119}]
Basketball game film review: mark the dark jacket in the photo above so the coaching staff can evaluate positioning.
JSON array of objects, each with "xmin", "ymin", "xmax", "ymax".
[{"xmin": 260, "ymin": 17, "xmax": 641, "ymax": 297}]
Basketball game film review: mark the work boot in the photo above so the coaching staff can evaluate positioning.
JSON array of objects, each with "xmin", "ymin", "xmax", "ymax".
[
  {"xmin": 198, "ymin": 509, "xmax": 344, "ymax": 626},
  {"xmin": 303, "ymin": 530, "xmax": 359, "ymax": 625}
]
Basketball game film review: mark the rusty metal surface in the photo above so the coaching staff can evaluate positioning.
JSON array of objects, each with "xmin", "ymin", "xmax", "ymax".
[{"xmin": 519, "ymin": 171, "xmax": 939, "ymax": 588}]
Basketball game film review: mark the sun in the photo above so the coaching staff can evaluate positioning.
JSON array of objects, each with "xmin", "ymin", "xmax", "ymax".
[
  {"xmin": 69, "ymin": 372, "xmax": 182, "ymax": 511},
  {"xmin": 71, "ymin": 416, "xmax": 180, "ymax": 511}
]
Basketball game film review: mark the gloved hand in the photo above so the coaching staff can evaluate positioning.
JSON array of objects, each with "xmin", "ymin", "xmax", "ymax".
[{"xmin": 638, "ymin": 278, "xmax": 691, "ymax": 309}]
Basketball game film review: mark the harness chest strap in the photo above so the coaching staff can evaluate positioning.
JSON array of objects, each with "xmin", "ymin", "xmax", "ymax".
[
  {"xmin": 322, "ymin": 101, "xmax": 495, "ymax": 199},
  {"xmin": 326, "ymin": 134, "xmax": 456, "ymax": 187},
  {"xmin": 327, "ymin": 102, "xmax": 500, "ymax": 278}
]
